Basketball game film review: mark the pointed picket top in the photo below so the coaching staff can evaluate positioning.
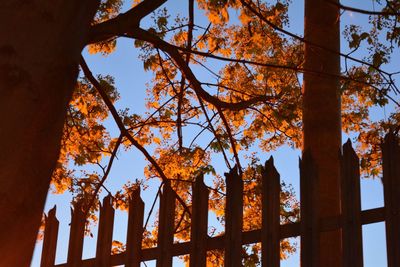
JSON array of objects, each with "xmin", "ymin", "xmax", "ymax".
[
  {"xmin": 70, "ymin": 199, "xmax": 85, "ymax": 219},
  {"xmin": 264, "ymin": 155, "xmax": 278, "ymax": 175},
  {"xmin": 345, "ymin": 137, "xmax": 352, "ymax": 145},
  {"xmin": 130, "ymin": 187, "xmax": 142, "ymax": 203},
  {"xmin": 343, "ymin": 138, "xmax": 352, "ymax": 153},
  {"xmin": 224, "ymin": 165, "xmax": 238, "ymax": 180},
  {"xmin": 264, "ymin": 156, "xmax": 279, "ymax": 180},
  {"xmin": 265, "ymin": 155, "xmax": 274, "ymax": 169},
  {"xmin": 342, "ymin": 138, "xmax": 357, "ymax": 158},
  {"xmin": 194, "ymin": 172, "xmax": 207, "ymax": 191},
  {"xmin": 342, "ymin": 138, "xmax": 359, "ymax": 163},
  {"xmin": 224, "ymin": 165, "xmax": 242, "ymax": 195},
  {"xmin": 47, "ymin": 205, "xmax": 57, "ymax": 220},
  {"xmin": 45, "ymin": 205, "xmax": 58, "ymax": 229},
  {"xmin": 224, "ymin": 165, "xmax": 242, "ymax": 194},
  {"xmin": 299, "ymin": 150, "xmax": 313, "ymax": 175},
  {"xmin": 103, "ymin": 193, "xmax": 113, "ymax": 207}
]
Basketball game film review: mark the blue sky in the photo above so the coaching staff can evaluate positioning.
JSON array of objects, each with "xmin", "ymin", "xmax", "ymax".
[{"xmin": 31, "ymin": 0, "xmax": 395, "ymax": 266}]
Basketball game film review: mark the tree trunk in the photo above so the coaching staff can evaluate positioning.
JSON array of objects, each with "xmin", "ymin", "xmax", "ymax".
[
  {"xmin": 0, "ymin": 1, "xmax": 98, "ymax": 265},
  {"xmin": 303, "ymin": 0, "xmax": 342, "ymax": 265}
]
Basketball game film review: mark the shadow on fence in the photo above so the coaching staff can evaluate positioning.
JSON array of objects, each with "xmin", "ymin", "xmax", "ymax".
[{"xmin": 40, "ymin": 133, "xmax": 400, "ymax": 267}]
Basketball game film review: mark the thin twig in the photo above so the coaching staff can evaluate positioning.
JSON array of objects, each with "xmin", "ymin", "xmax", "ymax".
[{"xmin": 84, "ymin": 134, "xmax": 123, "ymax": 216}]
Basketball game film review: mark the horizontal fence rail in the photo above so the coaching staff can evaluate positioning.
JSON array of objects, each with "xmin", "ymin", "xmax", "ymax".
[{"xmin": 40, "ymin": 133, "xmax": 400, "ymax": 267}]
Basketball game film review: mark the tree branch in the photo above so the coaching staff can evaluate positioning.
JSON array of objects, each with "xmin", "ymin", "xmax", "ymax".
[
  {"xmin": 327, "ymin": 0, "xmax": 400, "ymax": 16},
  {"xmin": 89, "ymin": 0, "xmax": 167, "ymax": 43},
  {"xmin": 80, "ymin": 56, "xmax": 191, "ymax": 216},
  {"xmin": 84, "ymin": 134, "xmax": 123, "ymax": 216},
  {"xmin": 128, "ymin": 28, "xmax": 276, "ymax": 111},
  {"xmin": 217, "ymin": 107, "xmax": 243, "ymax": 175}
]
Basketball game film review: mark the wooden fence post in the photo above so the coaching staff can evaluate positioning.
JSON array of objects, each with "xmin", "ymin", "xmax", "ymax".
[
  {"xmin": 126, "ymin": 188, "xmax": 145, "ymax": 267},
  {"xmin": 40, "ymin": 206, "xmax": 59, "ymax": 267},
  {"xmin": 341, "ymin": 140, "xmax": 363, "ymax": 267},
  {"xmin": 224, "ymin": 168, "xmax": 243, "ymax": 267},
  {"xmin": 382, "ymin": 132, "xmax": 400, "ymax": 267},
  {"xmin": 300, "ymin": 151, "xmax": 319, "ymax": 267},
  {"xmin": 156, "ymin": 182, "xmax": 176, "ymax": 267},
  {"xmin": 262, "ymin": 157, "xmax": 281, "ymax": 267},
  {"xmin": 95, "ymin": 195, "xmax": 115, "ymax": 267},
  {"xmin": 67, "ymin": 201, "xmax": 86, "ymax": 267},
  {"xmin": 190, "ymin": 174, "xmax": 209, "ymax": 267}
]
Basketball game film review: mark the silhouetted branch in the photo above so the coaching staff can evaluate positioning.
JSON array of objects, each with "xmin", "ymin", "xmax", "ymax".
[
  {"xmin": 89, "ymin": 0, "xmax": 167, "ymax": 43},
  {"xmin": 327, "ymin": 0, "xmax": 400, "ymax": 16},
  {"xmin": 84, "ymin": 134, "xmax": 123, "ymax": 216}
]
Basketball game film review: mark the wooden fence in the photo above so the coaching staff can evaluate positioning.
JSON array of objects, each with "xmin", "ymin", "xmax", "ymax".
[{"xmin": 40, "ymin": 133, "xmax": 400, "ymax": 266}]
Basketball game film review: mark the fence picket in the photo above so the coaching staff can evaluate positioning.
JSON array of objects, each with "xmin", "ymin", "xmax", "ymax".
[
  {"xmin": 126, "ymin": 188, "xmax": 145, "ymax": 267},
  {"xmin": 156, "ymin": 182, "xmax": 176, "ymax": 267},
  {"xmin": 95, "ymin": 195, "xmax": 115, "ymax": 267},
  {"xmin": 40, "ymin": 135, "xmax": 400, "ymax": 267},
  {"xmin": 67, "ymin": 201, "xmax": 86, "ymax": 267},
  {"xmin": 341, "ymin": 140, "xmax": 363, "ymax": 267},
  {"xmin": 300, "ymin": 151, "xmax": 319, "ymax": 267},
  {"xmin": 224, "ymin": 168, "xmax": 243, "ymax": 267},
  {"xmin": 41, "ymin": 206, "xmax": 59, "ymax": 267},
  {"xmin": 382, "ymin": 132, "xmax": 400, "ymax": 267},
  {"xmin": 190, "ymin": 174, "xmax": 209, "ymax": 267},
  {"xmin": 262, "ymin": 157, "xmax": 281, "ymax": 267}
]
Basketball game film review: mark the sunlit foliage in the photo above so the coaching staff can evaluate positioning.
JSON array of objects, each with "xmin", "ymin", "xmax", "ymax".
[{"xmin": 50, "ymin": 0, "xmax": 400, "ymax": 264}]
